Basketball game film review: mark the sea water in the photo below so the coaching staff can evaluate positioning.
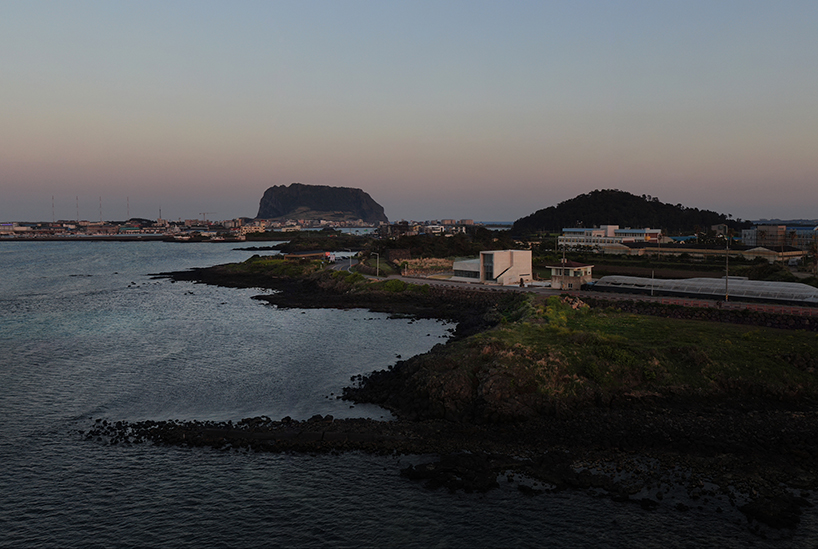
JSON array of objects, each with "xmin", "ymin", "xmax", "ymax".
[{"xmin": 0, "ymin": 241, "xmax": 815, "ymax": 547}]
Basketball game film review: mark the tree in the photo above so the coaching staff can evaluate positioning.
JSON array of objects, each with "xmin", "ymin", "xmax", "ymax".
[{"xmin": 808, "ymin": 238, "xmax": 818, "ymax": 275}]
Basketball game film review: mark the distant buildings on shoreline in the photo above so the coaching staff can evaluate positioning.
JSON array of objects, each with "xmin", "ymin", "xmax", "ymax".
[
  {"xmin": 5, "ymin": 214, "xmax": 816, "ymax": 267},
  {"xmin": 0, "ymin": 217, "xmax": 383, "ymax": 240},
  {"xmin": 0, "ymin": 216, "xmax": 491, "ymax": 240}
]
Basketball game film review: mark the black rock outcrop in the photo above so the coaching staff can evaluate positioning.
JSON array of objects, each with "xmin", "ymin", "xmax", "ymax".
[{"xmin": 256, "ymin": 183, "xmax": 388, "ymax": 223}]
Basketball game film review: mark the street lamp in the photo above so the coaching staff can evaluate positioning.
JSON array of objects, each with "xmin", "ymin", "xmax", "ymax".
[
  {"xmin": 373, "ymin": 252, "xmax": 379, "ymax": 277},
  {"xmin": 344, "ymin": 248, "xmax": 353, "ymax": 271}
]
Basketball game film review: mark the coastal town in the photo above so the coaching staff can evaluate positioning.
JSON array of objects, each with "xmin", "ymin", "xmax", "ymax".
[
  {"xmin": 5, "ymin": 197, "xmax": 818, "ymax": 535},
  {"xmin": 2, "ymin": 215, "xmax": 816, "ymax": 261},
  {"xmin": 0, "ymin": 216, "xmax": 380, "ymax": 239},
  {"xmin": 7, "ymin": 3, "xmax": 818, "ymax": 545},
  {"xmin": 4, "ymin": 208, "xmax": 817, "ymax": 310}
]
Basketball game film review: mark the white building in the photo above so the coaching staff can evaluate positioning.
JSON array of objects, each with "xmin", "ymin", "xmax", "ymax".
[
  {"xmin": 545, "ymin": 260, "xmax": 594, "ymax": 290},
  {"xmin": 558, "ymin": 225, "xmax": 661, "ymax": 250},
  {"xmin": 452, "ymin": 250, "xmax": 533, "ymax": 286}
]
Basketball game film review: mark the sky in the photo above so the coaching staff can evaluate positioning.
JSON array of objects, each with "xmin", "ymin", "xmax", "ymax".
[{"xmin": 2, "ymin": 1, "xmax": 817, "ymax": 223}]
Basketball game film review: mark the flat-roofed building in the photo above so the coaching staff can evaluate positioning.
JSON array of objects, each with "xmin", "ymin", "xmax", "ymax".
[
  {"xmin": 558, "ymin": 225, "xmax": 661, "ymax": 250},
  {"xmin": 742, "ymin": 225, "xmax": 818, "ymax": 250},
  {"xmin": 480, "ymin": 250, "xmax": 533, "ymax": 286},
  {"xmin": 451, "ymin": 250, "xmax": 533, "ymax": 286},
  {"xmin": 452, "ymin": 257, "xmax": 480, "ymax": 282},
  {"xmin": 545, "ymin": 260, "xmax": 594, "ymax": 290}
]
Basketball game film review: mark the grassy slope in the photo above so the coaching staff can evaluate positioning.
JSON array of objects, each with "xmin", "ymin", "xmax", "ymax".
[
  {"xmin": 486, "ymin": 297, "xmax": 818, "ymax": 399},
  {"xmin": 203, "ymin": 256, "xmax": 818, "ymax": 413},
  {"xmin": 382, "ymin": 296, "xmax": 818, "ymax": 421},
  {"xmin": 217, "ymin": 255, "xmax": 325, "ymax": 276}
]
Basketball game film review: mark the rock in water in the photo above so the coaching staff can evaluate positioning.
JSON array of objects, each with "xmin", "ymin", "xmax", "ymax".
[{"xmin": 256, "ymin": 183, "xmax": 388, "ymax": 223}]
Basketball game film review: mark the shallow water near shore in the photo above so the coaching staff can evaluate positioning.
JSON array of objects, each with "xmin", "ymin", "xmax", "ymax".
[{"xmin": 1, "ymin": 241, "xmax": 816, "ymax": 547}]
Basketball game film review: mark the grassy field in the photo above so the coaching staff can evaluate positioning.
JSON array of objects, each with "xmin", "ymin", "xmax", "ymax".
[
  {"xmin": 219, "ymin": 255, "xmax": 326, "ymax": 277},
  {"xmin": 455, "ymin": 295, "xmax": 818, "ymax": 403}
]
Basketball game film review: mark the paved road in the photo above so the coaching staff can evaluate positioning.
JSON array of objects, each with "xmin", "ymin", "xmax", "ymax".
[{"xmin": 330, "ymin": 258, "xmax": 358, "ymax": 272}]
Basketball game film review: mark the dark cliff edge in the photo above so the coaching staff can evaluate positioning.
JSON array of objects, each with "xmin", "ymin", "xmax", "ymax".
[
  {"xmin": 158, "ymin": 264, "xmax": 510, "ymax": 340},
  {"xmin": 256, "ymin": 182, "xmax": 388, "ymax": 223},
  {"xmin": 144, "ymin": 264, "xmax": 818, "ymax": 533}
]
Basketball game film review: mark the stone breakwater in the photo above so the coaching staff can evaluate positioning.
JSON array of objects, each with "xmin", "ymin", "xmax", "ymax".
[{"xmin": 82, "ymin": 403, "xmax": 816, "ymax": 532}]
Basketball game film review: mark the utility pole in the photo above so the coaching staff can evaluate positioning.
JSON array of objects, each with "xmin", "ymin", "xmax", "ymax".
[{"xmin": 725, "ymin": 234, "xmax": 730, "ymax": 302}]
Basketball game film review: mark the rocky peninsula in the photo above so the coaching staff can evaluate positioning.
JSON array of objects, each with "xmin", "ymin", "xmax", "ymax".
[{"xmin": 133, "ymin": 256, "xmax": 818, "ymax": 533}]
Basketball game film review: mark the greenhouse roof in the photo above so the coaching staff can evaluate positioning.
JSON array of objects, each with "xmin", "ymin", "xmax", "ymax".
[{"xmin": 593, "ymin": 276, "xmax": 818, "ymax": 305}]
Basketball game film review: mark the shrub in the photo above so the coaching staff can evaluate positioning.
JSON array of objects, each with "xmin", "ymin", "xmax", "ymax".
[
  {"xmin": 408, "ymin": 283, "xmax": 431, "ymax": 294},
  {"xmin": 344, "ymin": 272, "xmax": 365, "ymax": 284},
  {"xmin": 383, "ymin": 279, "xmax": 407, "ymax": 293}
]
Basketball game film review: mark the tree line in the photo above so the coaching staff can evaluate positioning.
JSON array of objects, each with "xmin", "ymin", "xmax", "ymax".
[{"xmin": 511, "ymin": 189, "xmax": 752, "ymax": 237}]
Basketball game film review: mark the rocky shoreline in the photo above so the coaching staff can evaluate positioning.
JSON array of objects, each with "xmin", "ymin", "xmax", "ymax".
[
  {"xmin": 147, "ymin": 263, "xmax": 818, "ymax": 533},
  {"xmin": 85, "ymin": 402, "xmax": 815, "ymax": 532},
  {"xmin": 158, "ymin": 264, "xmax": 521, "ymax": 339}
]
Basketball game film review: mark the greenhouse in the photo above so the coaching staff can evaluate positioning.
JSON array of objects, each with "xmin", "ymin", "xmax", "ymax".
[{"xmin": 589, "ymin": 275, "xmax": 818, "ymax": 306}]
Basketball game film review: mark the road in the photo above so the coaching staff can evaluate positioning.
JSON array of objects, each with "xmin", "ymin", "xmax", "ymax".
[{"xmin": 329, "ymin": 261, "xmax": 818, "ymax": 318}]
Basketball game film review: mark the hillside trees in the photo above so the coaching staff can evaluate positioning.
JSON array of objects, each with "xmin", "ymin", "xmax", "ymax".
[{"xmin": 511, "ymin": 189, "xmax": 751, "ymax": 237}]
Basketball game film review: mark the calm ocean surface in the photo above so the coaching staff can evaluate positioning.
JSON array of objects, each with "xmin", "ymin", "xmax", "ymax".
[{"xmin": 1, "ymin": 241, "xmax": 815, "ymax": 548}]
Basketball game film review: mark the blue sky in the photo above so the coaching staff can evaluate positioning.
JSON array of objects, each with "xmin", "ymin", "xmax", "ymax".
[{"xmin": 2, "ymin": 1, "xmax": 817, "ymax": 222}]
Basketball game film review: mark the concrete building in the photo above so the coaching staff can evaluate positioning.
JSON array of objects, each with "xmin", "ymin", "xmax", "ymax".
[
  {"xmin": 558, "ymin": 225, "xmax": 661, "ymax": 250},
  {"xmin": 711, "ymin": 224, "xmax": 728, "ymax": 236},
  {"xmin": 481, "ymin": 250, "xmax": 533, "ymax": 285},
  {"xmin": 741, "ymin": 225, "xmax": 818, "ymax": 251},
  {"xmin": 451, "ymin": 257, "xmax": 481, "ymax": 281},
  {"xmin": 545, "ymin": 260, "xmax": 594, "ymax": 290},
  {"xmin": 451, "ymin": 249, "xmax": 533, "ymax": 286}
]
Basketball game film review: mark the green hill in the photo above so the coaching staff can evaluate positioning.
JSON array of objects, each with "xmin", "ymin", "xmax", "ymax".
[{"xmin": 511, "ymin": 189, "xmax": 751, "ymax": 236}]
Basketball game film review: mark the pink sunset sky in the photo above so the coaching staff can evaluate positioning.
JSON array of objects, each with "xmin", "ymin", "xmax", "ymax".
[{"xmin": 2, "ymin": 1, "xmax": 817, "ymax": 223}]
